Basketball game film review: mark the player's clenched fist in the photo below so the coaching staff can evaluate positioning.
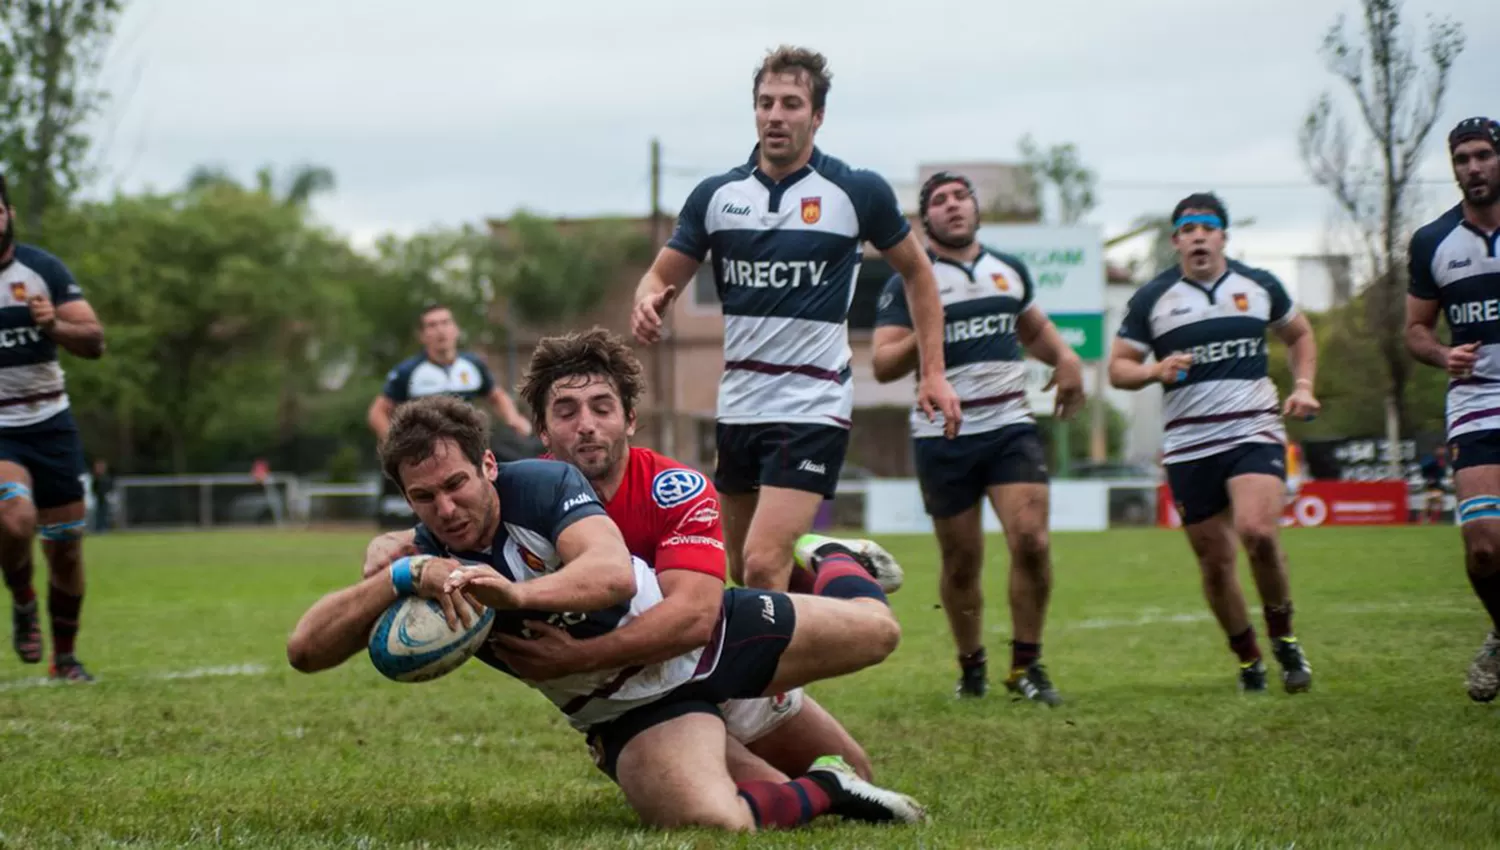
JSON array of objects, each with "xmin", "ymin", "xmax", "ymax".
[
  {"xmin": 28, "ymin": 294, "xmax": 55, "ymax": 331},
  {"xmin": 1155, "ymin": 352, "xmax": 1193, "ymax": 386}
]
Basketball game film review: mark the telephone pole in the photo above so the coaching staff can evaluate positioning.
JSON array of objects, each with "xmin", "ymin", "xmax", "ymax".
[{"xmin": 649, "ymin": 138, "xmax": 676, "ymax": 456}]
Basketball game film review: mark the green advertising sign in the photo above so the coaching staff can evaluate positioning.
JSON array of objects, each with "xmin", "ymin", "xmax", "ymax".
[{"xmin": 1050, "ymin": 313, "xmax": 1105, "ymax": 360}]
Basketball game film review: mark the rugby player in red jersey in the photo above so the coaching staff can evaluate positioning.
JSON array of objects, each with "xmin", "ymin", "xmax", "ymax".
[{"xmin": 364, "ymin": 328, "xmax": 903, "ymax": 782}]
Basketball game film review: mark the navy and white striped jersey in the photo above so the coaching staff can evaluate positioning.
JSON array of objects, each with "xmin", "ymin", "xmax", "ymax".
[
  {"xmin": 1408, "ymin": 204, "xmax": 1500, "ymax": 439},
  {"xmin": 668, "ymin": 146, "xmax": 911, "ymax": 429},
  {"xmin": 381, "ymin": 352, "xmax": 494, "ymax": 405},
  {"xmin": 0, "ymin": 244, "xmax": 85, "ymax": 428},
  {"xmin": 875, "ymin": 247, "xmax": 1037, "ymax": 439},
  {"xmin": 412, "ymin": 459, "xmax": 719, "ymax": 729},
  {"xmin": 1116, "ymin": 260, "xmax": 1296, "ymax": 464}
]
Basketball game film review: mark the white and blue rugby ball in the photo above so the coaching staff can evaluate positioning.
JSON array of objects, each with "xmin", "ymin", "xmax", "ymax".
[{"xmin": 368, "ymin": 595, "xmax": 495, "ymax": 683}]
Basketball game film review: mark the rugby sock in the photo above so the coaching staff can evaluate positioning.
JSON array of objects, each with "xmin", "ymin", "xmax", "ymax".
[
  {"xmin": 786, "ymin": 562, "xmax": 817, "ymax": 594},
  {"xmin": 736, "ymin": 777, "xmax": 833, "ymax": 829},
  {"xmin": 812, "ymin": 552, "xmax": 887, "ymax": 605},
  {"xmin": 1228, "ymin": 626, "xmax": 1262, "ymax": 664},
  {"xmin": 1263, "ymin": 602, "xmax": 1294, "ymax": 640},
  {"xmin": 1468, "ymin": 570, "xmax": 1500, "ymax": 632},
  {"xmin": 48, "ymin": 584, "xmax": 81, "ymax": 658},
  {"xmin": 959, "ymin": 647, "xmax": 986, "ymax": 670},
  {"xmin": 1011, "ymin": 640, "xmax": 1041, "ymax": 671},
  {"xmin": 3, "ymin": 558, "xmax": 35, "ymax": 607}
]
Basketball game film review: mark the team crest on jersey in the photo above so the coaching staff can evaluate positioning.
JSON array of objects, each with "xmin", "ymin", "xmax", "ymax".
[
  {"xmin": 9, "ymin": 282, "xmax": 25, "ymax": 302},
  {"xmin": 801, "ymin": 196, "xmax": 821, "ymax": 224},
  {"xmin": 518, "ymin": 546, "xmax": 548, "ymax": 574},
  {"xmin": 991, "ymin": 273, "xmax": 1010, "ymax": 293},
  {"xmin": 1233, "ymin": 292, "xmax": 1249, "ymax": 312},
  {"xmin": 652, "ymin": 468, "xmax": 707, "ymax": 508}
]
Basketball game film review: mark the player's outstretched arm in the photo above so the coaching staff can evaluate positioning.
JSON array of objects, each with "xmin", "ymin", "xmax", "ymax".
[
  {"xmin": 288, "ymin": 558, "xmax": 477, "ymax": 673},
  {"xmin": 287, "ymin": 574, "xmax": 403, "ymax": 673}
]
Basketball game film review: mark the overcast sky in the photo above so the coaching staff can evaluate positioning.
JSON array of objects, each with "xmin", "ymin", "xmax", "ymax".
[{"xmin": 88, "ymin": 0, "xmax": 1497, "ymax": 286}]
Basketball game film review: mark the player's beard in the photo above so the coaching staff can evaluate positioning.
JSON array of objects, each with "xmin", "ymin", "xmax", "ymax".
[
  {"xmin": 928, "ymin": 226, "xmax": 974, "ymax": 251},
  {"xmin": 1462, "ymin": 171, "xmax": 1500, "ymax": 208},
  {"xmin": 569, "ymin": 439, "xmax": 622, "ymax": 485}
]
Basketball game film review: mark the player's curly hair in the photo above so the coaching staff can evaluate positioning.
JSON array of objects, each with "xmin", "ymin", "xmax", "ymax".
[
  {"xmin": 380, "ymin": 395, "xmax": 491, "ymax": 488},
  {"xmin": 754, "ymin": 45, "xmax": 832, "ymax": 112},
  {"xmin": 520, "ymin": 327, "xmax": 645, "ymax": 433}
]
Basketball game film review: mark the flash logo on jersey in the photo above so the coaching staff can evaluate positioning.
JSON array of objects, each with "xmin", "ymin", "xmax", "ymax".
[{"xmin": 652, "ymin": 468, "xmax": 706, "ymax": 508}]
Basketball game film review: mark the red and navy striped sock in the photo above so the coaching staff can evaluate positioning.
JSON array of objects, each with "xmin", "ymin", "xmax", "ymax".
[
  {"xmin": 736, "ymin": 777, "xmax": 833, "ymax": 829},
  {"xmin": 48, "ymin": 585, "xmax": 82, "ymax": 658},
  {"xmin": 812, "ymin": 550, "xmax": 887, "ymax": 606}
]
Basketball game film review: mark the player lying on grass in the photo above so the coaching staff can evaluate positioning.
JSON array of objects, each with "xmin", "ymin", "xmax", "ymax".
[
  {"xmin": 362, "ymin": 328, "xmax": 901, "ymax": 784},
  {"xmin": 287, "ymin": 394, "xmax": 927, "ymax": 831}
]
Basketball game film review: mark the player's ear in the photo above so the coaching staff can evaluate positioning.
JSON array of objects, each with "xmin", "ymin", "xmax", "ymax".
[
  {"xmin": 624, "ymin": 409, "xmax": 637, "ymax": 439},
  {"xmin": 481, "ymin": 450, "xmax": 498, "ymax": 480}
]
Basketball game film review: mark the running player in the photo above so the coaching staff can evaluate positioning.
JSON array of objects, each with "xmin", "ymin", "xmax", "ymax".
[
  {"xmin": 872, "ymin": 171, "xmax": 1085, "ymax": 704},
  {"xmin": 362, "ymin": 328, "xmax": 897, "ymax": 782},
  {"xmin": 0, "ymin": 171, "xmax": 106, "ymax": 682},
  {"xmin": 630, "ymin": 45, "xmax": 961, "ymax": 594},
  {"xmin": 368, "ymin": 303, "xmax": 532, "ymax": 528},
  {"xmin": 1404, "ymin": 116, "xmax": 1500, "ymax": 702},
  {"xmin": 289, "ymin": 395, "xmax": 928, "ymax": 831},
  {"xmin": 1107, "ymin": 192, "xmax": 1319, "ymax": 694}
]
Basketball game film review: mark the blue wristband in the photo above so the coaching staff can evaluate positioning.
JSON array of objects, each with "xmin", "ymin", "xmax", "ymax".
[{"xmin": 391, "ymin": 556, "xmax": 415, "ymax": 596}]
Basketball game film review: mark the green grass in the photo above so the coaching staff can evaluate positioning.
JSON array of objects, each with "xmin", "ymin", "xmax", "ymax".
[{"xmin": 2, "ymin": 526, "xmax": 1498, "ymax": 849}]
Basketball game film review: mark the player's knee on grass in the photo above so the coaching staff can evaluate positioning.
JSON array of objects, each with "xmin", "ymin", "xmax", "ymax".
[{"xmin": 615, "ymin": 712, "xmax": 754, "ymax": 832}]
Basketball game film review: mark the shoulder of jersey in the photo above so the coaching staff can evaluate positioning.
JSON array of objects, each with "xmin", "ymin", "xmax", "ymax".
[
  {"xmin": 1226, "ymin": 258, "xmax": 1280, "ymax": 287},
  {"xmin": 643, "ymin": 450, "xmax": 710, "ymax": 509},
  {"xmin": 12, "ymin": 244, "xmax": 68, "ymax": 276},
  {"xmin": 1412, "ymin": 203, "xmax": 1466, "ymax": 245},
  {"xmin": 979, "ymin": 246, "xmax": 1028, "ymax": 272}
]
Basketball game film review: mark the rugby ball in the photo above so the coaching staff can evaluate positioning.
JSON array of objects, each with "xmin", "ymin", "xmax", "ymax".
[{"xmin": 368, "ymin": 595, "xmax": 495, "ymax": 683}]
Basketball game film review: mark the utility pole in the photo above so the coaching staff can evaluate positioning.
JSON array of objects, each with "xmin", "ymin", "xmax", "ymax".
[{"xmin": 649, "ymin": 137, "xmax": 676, "ymax": 456}]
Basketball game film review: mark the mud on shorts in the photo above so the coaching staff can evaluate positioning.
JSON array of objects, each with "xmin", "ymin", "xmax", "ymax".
[{"xmin": 585, "ymin": 588, "xmax": 797, "ymax": 780}]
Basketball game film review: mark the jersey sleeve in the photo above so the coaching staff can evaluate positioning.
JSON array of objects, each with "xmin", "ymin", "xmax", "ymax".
[
  {"xmin": 1250, "ymin": 268, "xmax": 1297, "ymax": 327},
  {"xmin": 849, "ymin": 170, "xmax": 911, "ymax": 251},
  {"xmin": 24, "ymin": 248, "xmax": 84, "ymax": 306},
  {"xmin": 1116, "ymin": 289, "xmax": 1155, "ymax": 353},
  {"xmin": 1408, "ymin": 229, "xmax": 1440, "ymax": 300},
  {"xmin": 498, "ymin": 460, "xmax": 609, "ymax": 546},
  {"xmin": 381, "ymin": 363, "xmax": 409, "ymax": 402},
  {"xmin": 873, "ymin": 274, "xmax": 913, "ymax": 330},
  {"xmin": 649, "ymin": 467, "xmax": 727, "ymax": 581},
  {"xmin": 994, "ymin": 250, "xmax": 1038, "ymax": 311},
  {"xmin": 664, "ymin": 178, "xmax": 718, "ymax": 262},
  {"xmin": 470, "ymin": 354, "xmax": 496, "ymax": 395}
]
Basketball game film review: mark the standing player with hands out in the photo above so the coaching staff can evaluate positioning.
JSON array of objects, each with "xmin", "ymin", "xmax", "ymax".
[
  {"xmin": 630, "ymin": 45, "xmax": 961, "ymax": 595},
  {"xmin": 872, "ymin": 171, "xmax": 1084, "ymax": 703},
  {"xmin": 1109, "ymin": 192, "xmax": 1320, "ymax": 694},
  {"xmin": 1404, "ymin": 117, "xmax": 1500, "ymax": 702}
]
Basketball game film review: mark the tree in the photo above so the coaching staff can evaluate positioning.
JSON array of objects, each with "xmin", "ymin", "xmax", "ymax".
[
  {"xmin": 1018, "ymin": 134, "xmax": 1097, "ymax": 224},
  {"xmin": 491, "ymin": 212, "xmax": 653, "ymax": 325},
  {"xmin": 0, "ymin": 0, "xmax": 124, "ymax": 231},
  {"xmin": 1298, "ymin": 0, "xmax": 1464, "ymax": 474}
]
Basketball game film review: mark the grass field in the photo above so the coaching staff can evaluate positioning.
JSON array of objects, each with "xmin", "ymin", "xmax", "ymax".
[{"xmin": 2, "ymin": 526, "xmax": 1498, "ymax": 849}]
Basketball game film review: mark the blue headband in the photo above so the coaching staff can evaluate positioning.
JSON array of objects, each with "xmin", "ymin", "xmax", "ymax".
[{"xmin": 1174, "ymin": 214, "xmax": 1223, "ymax": 231}]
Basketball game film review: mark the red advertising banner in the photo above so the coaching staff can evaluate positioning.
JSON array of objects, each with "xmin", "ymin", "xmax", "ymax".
[{"xmin": 1157, "ymin": 480, "xmax": 1409, "ymax": 528}]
